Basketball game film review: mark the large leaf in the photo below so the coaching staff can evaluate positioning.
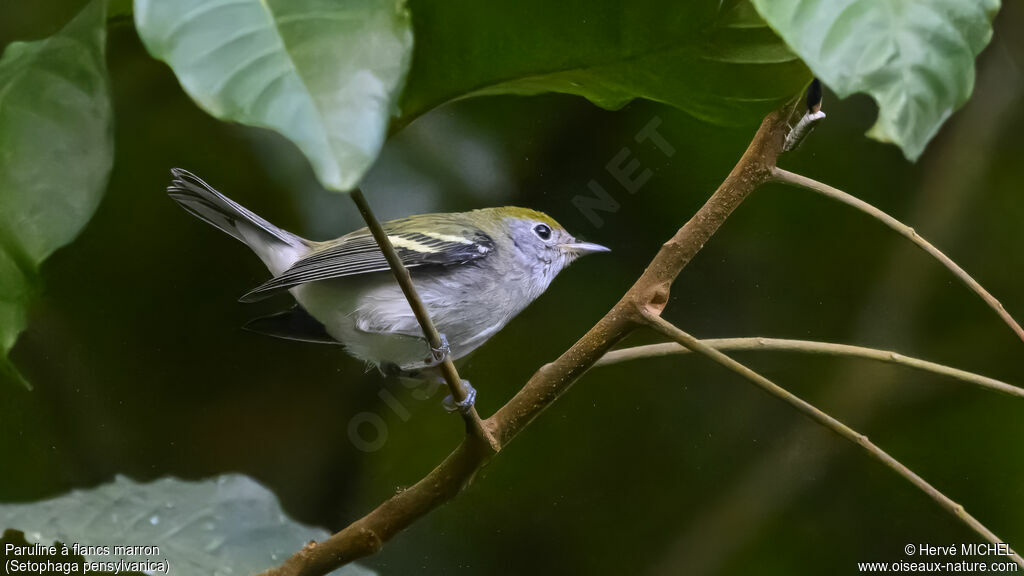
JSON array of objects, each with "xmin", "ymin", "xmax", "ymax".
[
  {"xmin": 135, "ymin": 0, "xmax": 413, "ymax": 192},
  {"xmin": 0, "ymin": 474, "xmax": 374, "ymax": 576},
  {"xmin": 0, "ymin": 0, "xmax": 113, "ymax": 389},
  {"xmin": 399, "ymin": 0, "xmax": 811, "ymax": 127},
  {"xmin": 751, "ymin": 0, "xmax": 1000, "ymax": 160}
]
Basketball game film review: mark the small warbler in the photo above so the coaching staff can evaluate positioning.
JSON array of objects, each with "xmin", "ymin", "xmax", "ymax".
[{"xmin": 168, "ymin": 169, "xmax": 609, "ymax": 379}]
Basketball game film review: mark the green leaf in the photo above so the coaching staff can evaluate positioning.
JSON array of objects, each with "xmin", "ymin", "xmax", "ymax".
[
  {"xmin": 0, "ymin": 474, "xmax": 375, "ymax": 576},
  {"xmin": 135, "ymin": 0, "xmax": 413, "ymax": 192},
  {"xmin": 108, "ymin": 0, "xmax": 133, "ymax": 20},
  {"xmin": 0, "ymin": 0, "xmax": 113, "ymax": 389},
  {"xmin": 750, "ymin": 0, "xmax": 1000, "ymax": 160},
  {"xmin": 399, "ymin": 0, "xmax": 811, "ymax": 127}
]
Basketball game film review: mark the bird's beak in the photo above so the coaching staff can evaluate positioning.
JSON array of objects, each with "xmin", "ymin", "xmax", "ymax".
[{"xmin": 560, "ymin": 241, "xmax": 611, "ymax": 256}]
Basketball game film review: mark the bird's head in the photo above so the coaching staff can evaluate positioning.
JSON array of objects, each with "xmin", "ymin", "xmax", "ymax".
[{"xmin": 487, "ymin": 207, "xmax": 609, "ymax": 296}]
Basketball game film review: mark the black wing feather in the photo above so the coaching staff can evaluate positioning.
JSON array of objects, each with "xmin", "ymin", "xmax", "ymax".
[{"xmin": 239, "ymin": 224, "xmax": 494, "ymax": 302}]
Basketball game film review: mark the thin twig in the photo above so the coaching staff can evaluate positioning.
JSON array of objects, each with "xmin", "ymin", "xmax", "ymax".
[
  {"xmin": 667, "ymin": 65, "xmax": 1024, "ymax": 574},
  {"xmin": 265, "ymin": 107, "xmax": 1024, "ymax": 575},
  {"xmin": 348, "ymin": 189, "xmax": 497, "ymax": 449},
  {"xmin": 641, "ymin": 313, "xmax": 1024, "ymax": 569},
  {"xmin": 770, "ymin": 167, "xmax": 1024, "ymax": 344},
  {"xmin": 596, "ymin": 338, "xmax": 1024, "ymax": 398}
]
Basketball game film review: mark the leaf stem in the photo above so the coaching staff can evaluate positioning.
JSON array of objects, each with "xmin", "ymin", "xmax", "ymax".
[
  {"xmin": 769, "ymin": 167, "xmax": 1024, "ymax": 344},
  {"xmin": 596, "ymin": 338, "xmax": 1024, "ymax": 398},
  {"xmin": 641, "ymin": 313, "xmax": 1024, "ymax": 569}
]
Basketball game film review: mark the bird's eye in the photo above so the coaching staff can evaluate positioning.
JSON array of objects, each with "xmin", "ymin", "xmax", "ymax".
[{"xmin": 533, "ymin": 223, "xmax": 552, "ymax": 240}]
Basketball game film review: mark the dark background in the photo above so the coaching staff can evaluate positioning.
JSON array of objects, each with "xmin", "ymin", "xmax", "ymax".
[{"xmin": 2, "ymin": 2, "xmax": 1023, "ymax": 574}]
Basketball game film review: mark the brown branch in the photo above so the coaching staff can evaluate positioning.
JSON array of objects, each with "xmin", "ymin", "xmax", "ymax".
[
  {"xmin": 263, "ymin": 102, "xmax": 1024, "ymax": 574},
  {"xmin": 256, "ymin": 107, "xmax": 794, "ymax": 576},
  {"xmin": 348, "ymin": 189, "xmax": 497, "ymax": 448},
  {"xmin": 769, "ymin": 167, "xmax": 1024, "ymax": 344},
  {"xmin": 596, "ymin": 338, "xmax": 1024, "ymax": 398},
  {"xmin": 640, "ymin": 313, "xmax": 1024, "ymax": 570}
]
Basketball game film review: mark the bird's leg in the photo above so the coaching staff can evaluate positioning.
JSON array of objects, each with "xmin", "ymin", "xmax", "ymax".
[
  {"xmin": 442, "ymin": 379, "xmax": 477, "ymax": 413},
  {"xmin": 422, "ymin": 336, "xmax": 478, "ymax": 412},
  {"xmin": 388, "ymin": 343, "xmax": 477, "ymax": 412},
  {"xmin": 397, "ymin": 370, "xmax": 444, "ymax": 401},
  {"xmin": 378, "ymin": 361, "xmax": 405, "ymax": 378},
  {"xmin": 398, "ymin": 371, "xmax": 475, "ymax": 413}
]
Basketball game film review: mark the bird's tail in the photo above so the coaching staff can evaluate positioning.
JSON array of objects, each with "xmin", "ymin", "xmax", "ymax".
[{"xmin": 167, "ymin": 168, "xmax": 309, "ymax": 275}]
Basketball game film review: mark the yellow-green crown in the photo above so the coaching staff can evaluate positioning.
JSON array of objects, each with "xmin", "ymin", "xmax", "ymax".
[{"xmin": 489, "ymin": 206, "xmax": 564, "ymax": 231}]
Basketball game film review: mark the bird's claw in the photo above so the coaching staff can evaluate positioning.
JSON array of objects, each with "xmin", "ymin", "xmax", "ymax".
[
  {"xmin": 443, "ymin": 380, "xmax": 477, "ymax": 413},
  {"xmin": 427, "ymin": 334, "xmax": 451, "ymax": 366}
]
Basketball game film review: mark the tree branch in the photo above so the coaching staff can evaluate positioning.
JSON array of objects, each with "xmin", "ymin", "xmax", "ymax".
[
  {"xmin": 769, "ymin": 167, "xmax": 1024, "ymax": 344},
  {"xmin": 257, "ymin": 106, "xmax": 795, "ymax": 576},
  {"xmin": 263, "ymin": 106, "xmax": 1024, "ymax": 575},
  {"xmin": 348, "ymin": 189, "xmax": 497, "ymax": 449},
  {"xmin": 640, "ymin": 313, "xmax": 1024, "ymax": 570},
  {"xmin": 596, "ymin": 338, "xmax": 1024, "ymax": 398}
]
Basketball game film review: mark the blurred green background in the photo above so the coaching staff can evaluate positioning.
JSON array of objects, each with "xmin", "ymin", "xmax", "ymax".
[{"xmin": 2, "ymin": 2, "xmax": 1023, "ymax": 574}]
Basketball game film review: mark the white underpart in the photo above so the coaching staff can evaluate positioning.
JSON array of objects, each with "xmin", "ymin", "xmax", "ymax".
[
  {"xmin": 464, "ymin": 320, "xmax": 503, "ymax": 346},
  {"xmin": 291, "ymin": 270, "xmax": 525, "ymax": 372}
]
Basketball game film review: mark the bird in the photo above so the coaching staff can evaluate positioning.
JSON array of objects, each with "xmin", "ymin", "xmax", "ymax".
[{"xmin": 167, "ymin": 169, "xmax": 609, "ymax": 406}]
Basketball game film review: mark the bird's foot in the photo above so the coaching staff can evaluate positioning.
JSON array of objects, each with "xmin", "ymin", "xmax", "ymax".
[
  {"xmin": 378, "ymin": 361, "xmax": 406, "ymax": 378},
  {"xmin": 425, "ymin": 334, "xmax": 451, "ymax": 367},
  {"xmin": 442, "ymin": 380, "xmax": 477, "ymax": 413}
]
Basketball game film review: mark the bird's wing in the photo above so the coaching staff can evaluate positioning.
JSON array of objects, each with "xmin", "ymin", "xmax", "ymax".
[
  {"xmin": 239, "ymin": 219, "xmax": 495, "ymax": 302},
  {"xmin": 243, "ymin": 305, "xmax": 340, "ymax": 344}
]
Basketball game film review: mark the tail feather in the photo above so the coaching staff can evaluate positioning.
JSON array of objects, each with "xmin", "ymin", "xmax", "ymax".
[{"xmin": 167, "ymin": 168, "xmax": 309, "ymax": 275}]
